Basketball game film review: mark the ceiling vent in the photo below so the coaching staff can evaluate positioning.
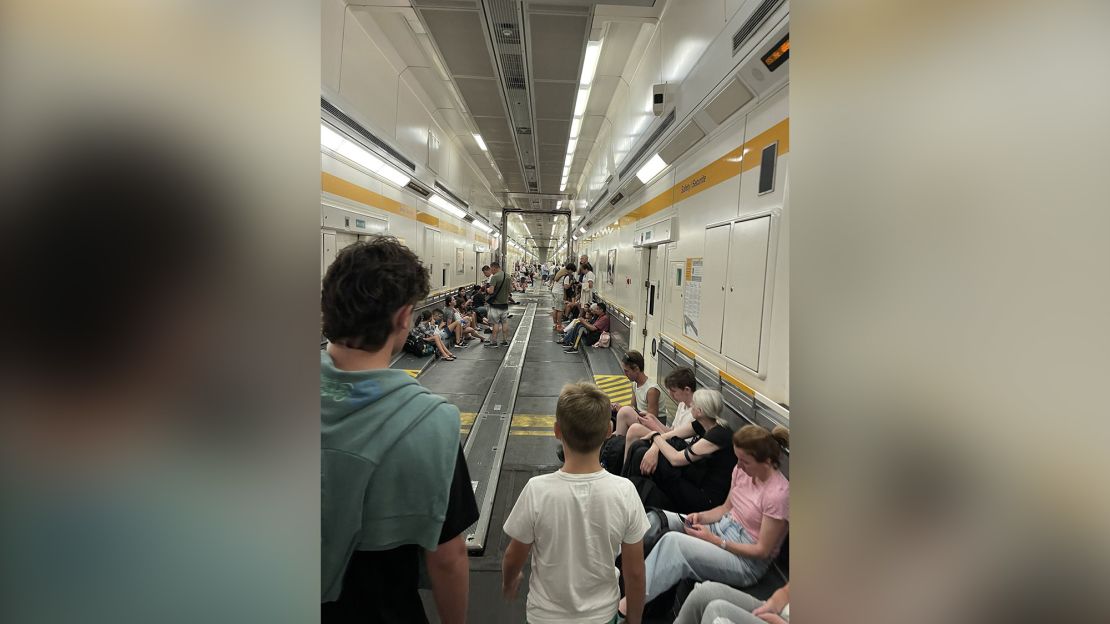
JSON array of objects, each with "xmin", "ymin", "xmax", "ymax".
[
  {"xmin": 588, "ymin": 191, "xmax": 610, "ymax": 214},
  {"xmin": 321, "ymin": 98, "xmax": 415, "ymax": 172},
  {"xmin": 618, "ymin": 108, "xmax": 676, "ymax": 180},
  {"xmin": 658, "ymin": 121, "xmax": 707, "ymax": 165},
  {"xmin": 732, "ymin": 0, "xmax": 785, "ymax": 57}
]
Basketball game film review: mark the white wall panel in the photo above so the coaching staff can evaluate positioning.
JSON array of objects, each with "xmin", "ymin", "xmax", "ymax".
[
  {"xmin": 699, "ymin": 224, "xmax": 731, "ymax": 350},
  {"xmin": 321, "ymin": 0, "xmax": 346, "ymax": 92},
  {"xmin": 660, "ymin": 0, "xmax": 724, "ymax": 85},
  {"xmin": 338, "ymin": 16, "xmax": 399, "ymax": 140},
  {"xmin": 396, "ymin": 76, "xmax": 431, "ymax": 168},
  {"xmin": 739, "ymin": 85, "xmax": 789, "ymax": 217},
  {"xmin": 722, "ymin": 216, "xmax": 771, "ymax": 369}
]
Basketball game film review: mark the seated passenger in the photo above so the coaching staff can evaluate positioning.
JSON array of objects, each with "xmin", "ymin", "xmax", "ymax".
[
  {"xmin": 618, "ymin": 425, "xmax": 789, "ymax": 616},
  {"xmin": 612, "ymin": 351, "xmax": 669, "ymax": 436},
  {"xmin": 559, "ymin": 302, "xmax": 610, "ymax": 354},
  {"xmin": 624, "ymin": 389, "xmax": 734, "ymax": 513},
  {"xmin": 620, "ymin": 366, "xmax": 697, "ymax": 465},
  {"xmin": 501, "ymin": 382, "xmax": 649, "ymax": 624},
  {"xmin": 416, "ymin": 310, "xmax": 455, "ymax": 361},
  {"xmin": 674, "ymin": 581, "xmax": 790, "ymax": 624},
  {"xmin": 445, "ymin": 297, "xmax": 485, "ymax": 346}
]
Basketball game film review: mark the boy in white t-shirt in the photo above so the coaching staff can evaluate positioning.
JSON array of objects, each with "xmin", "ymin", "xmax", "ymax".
[{"xmin": 502, "ymin": 382, "xmax": 649, "ymax": 624}]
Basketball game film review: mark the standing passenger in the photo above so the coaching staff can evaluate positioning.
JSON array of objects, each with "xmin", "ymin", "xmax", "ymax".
[
  {"xmin": 485, "ymin": 260, "xmax": 511, "ymax": 347},
  {"xmin": 579, "ymin": 262, "xmax": 596, "ymax": 314},
  {"xmin": 502, "ymin": 382, "xmax": 649, "ymax": 624},
  {"xmin": 321, "ymin": 236, "xmax": 478, "ymax": 624}
]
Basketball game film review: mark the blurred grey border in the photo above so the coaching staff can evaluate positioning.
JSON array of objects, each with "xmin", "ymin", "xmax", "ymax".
[
  {"xmin": 793, "ymin": 1, "xmax": 1110, "ymax": 623},
  {"xmin": 1, "ymin": 1, "xmax": 319, "ymax": 623}
]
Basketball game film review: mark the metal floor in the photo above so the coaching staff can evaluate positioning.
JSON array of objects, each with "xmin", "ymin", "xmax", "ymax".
[{"xmin": 415, "ymin": 284, "xmax": 678, "ymax": 623}]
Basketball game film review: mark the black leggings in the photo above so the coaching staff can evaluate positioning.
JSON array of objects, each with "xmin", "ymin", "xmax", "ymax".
[{"xmin": 625, "ymin": 440, "xmax": 717, "ymax": 514}]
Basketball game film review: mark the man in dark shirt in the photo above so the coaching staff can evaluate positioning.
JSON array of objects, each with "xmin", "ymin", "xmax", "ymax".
[
  {"xmin": 321, "ymin": 236, "xmax": 479, "ymax": 624},
  {"xmin": 484, "ymin": 261, "xmax": 511, "ymax": 347}
]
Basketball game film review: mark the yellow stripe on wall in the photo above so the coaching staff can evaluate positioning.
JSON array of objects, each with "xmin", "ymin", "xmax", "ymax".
[
  {"xmin": 602, "ymin": 118, "xmax": 790, "ymax": 228},
  {"xmin": 321, "ymin": 172, "xmax": 417, "ymax": 219}
]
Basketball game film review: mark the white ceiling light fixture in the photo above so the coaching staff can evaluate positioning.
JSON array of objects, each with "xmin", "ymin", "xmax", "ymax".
[
  {"xmin": 570, "ymin": 117, "xmax": 582, "ymax": 139},
  {"xmin": 473, "ymin": 220, "xmax": 493, "ymax": 233},
  {"xmin": 473, "ymin": 133, "xmax": 488, "ymax": 151},
  {"xmin": 429, "ymin": 193, "xmax": 467, "ymax": 219},
  {"xmin": 579, "ymin": 226, "xmax": 586, "ymax": 234},
  {"xmin": 322, "ymin": 122, "xmax": 411, "ymax": 187},
  {"xmin": 579, "ymin": 40, "xmax": 602, "ymax": 86},
  {"xmin": 636, "ymin": 153, "xmax": 667, "ymax": 184}
]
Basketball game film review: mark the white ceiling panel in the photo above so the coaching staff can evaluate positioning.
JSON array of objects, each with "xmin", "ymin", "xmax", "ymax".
[
  {"xmin": 420, "ymin": 9, "xmax": 495, "ymax": 77},
  {"xmin": 536, "ymin": 119, "xmax": 570, "ymax": 146},
  {"xmin": 455, "ymin": 77, "xmax": 506, "ymax": 117},
  {"xmin": 473, "ymin": 116, "xmax": 515, "ymax": 143},
  {"xmin": 533, "ymin": 82, "xmax": 576, "ymax": 119},
  {"xmin": 528, "ymin": 13, "xmax": 588, "ymax": 82}
]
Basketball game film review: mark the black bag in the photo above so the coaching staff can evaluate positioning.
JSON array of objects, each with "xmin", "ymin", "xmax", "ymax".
[
  {"xmin": 628, "ymin": 475, "xmax": 673, "ymax": 510},
  {"xmin": 641, "ymin": 507, "xmax": 674, "ymax": 558},
  {"xmin": 404, "ymin": 332, "xmax": 434, "ymax": 357},
  {"xmin": 600, "ymin": 434, "xmax": 626, "ymax": 475}
]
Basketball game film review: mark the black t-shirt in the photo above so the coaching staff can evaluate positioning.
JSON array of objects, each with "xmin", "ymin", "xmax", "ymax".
[
  {"xmin": 322, "ymin": 446, "xmax": 479, "ymax": 624},
  {"xmin": 471, "ymin": 291, "xmax": 486, "ymax": 307},
  {"xmin": 686, "ymin": 421, "xmax": 735, "ymax": 500}
]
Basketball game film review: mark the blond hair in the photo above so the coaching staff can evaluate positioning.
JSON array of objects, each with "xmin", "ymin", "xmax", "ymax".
[
  {"xmin": 555, "ymin": 382, "xmax": 611, "ymax": 453},
  {"xmin": 733, "ymin": 424, "xmax": 790, "ymax": 467},
  {"xmin": 692, "ymin": 388, "xmax": 725, "ymax": 426}
]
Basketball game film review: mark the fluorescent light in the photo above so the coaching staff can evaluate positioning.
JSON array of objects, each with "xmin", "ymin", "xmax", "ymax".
[
  {"xmin": 570, "ymin": 117, "xmax": 582, "ymax": 139},
  {"xmin": 429, "ymin": 193, "xmax": 466, "ymax": 219},
  {"xmin": 473, "ymin": 133, "xmax": 487, "ymax": 151},
  {"xmin": 579, "ymin": 227, "xmax": 586, "ymax": 234},
  {"xmin": 473, "ymin": 220, "xmax": 492, "ymax": 233},
  {"xmin": 337, "ymin": 138, "xmax": 384, "ymax": 172},
  {"xmin": 574, "ymin": 87, "xmax": 589, "ymax": 116},
  {"xmin": 560, "ymin": 181, "xmax": 567, "ymax": 192},
  {"xmin": 321, "ymin": 124, "xmax": 344, "ymax": 150},
  {"xmin": 636, "ymin": 153, "xmax": 667, "ymax": 184},
  {"xmin": 566, "ymin": 139, "xmax": 577, "ymax": 155},
  {"xmin": 579, "ymin": 40, "xmax": 603, "ymax": 86},
  {"xmin": 572, "ymin": 235, "xmax": 577, "ymax": 241},
  {"xmin": 379, "ymin": 164, "xmax": 411, "ymax": 187}
]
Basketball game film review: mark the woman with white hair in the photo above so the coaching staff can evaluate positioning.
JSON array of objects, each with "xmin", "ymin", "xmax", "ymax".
[{"xmin": 624, "ymin": 388, "xmax": 736, "ymax": 513}]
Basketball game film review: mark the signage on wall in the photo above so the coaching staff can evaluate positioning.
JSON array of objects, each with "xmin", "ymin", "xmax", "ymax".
[{"xmin": 683, "ymin": 258, "xmax": 702, "ymax": 338}]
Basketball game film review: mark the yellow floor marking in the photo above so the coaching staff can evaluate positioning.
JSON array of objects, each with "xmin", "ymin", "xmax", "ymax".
[
  {"xmin": 508, "ymin": 430, "xmax": 555, "ymax": 437},
  {"xmin": 460, "ymin": 412, "xmax": 476, "ymax": 426},
  {"xmin": 404, "ymin": 369, "xmax": 421, "ymax": 378},
  {"xmin": 511, "ymin": 414, "xmax": 556, "ymax": 427},
  {"xmin": 594, "ymin": 374, "xmax": 634, "ymax": 403}
]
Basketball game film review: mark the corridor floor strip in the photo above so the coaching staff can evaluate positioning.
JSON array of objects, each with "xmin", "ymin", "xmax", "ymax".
[{"xmin": 462, "ymin": 303, "xmax": 537, "ymax": 554}]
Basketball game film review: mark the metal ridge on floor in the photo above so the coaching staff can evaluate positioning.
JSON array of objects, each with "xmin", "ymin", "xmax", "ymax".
[{"xmin": 463, "ymin": 302, "xmax": 537, "ymax": 554}]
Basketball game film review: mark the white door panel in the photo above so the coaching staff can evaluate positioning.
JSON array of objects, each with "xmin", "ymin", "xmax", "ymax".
[
  {"xmin": 698, "ymin": 224, "xmax": 731, "ymax": 351},
  {"xmin": 722, "ymin": 216, "xmax": 771, "ymax": 370}
]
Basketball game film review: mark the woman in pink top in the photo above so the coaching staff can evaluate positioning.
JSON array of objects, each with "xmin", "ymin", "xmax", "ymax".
[{"xmin": 619, "ymin": 425, "xmax": 790, "ymax": 615}]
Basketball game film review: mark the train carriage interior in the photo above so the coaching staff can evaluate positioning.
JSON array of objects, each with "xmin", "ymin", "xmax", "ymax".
[{"xmin": 322, "ymin": 0, "xmax": 791, "ymax": 621}]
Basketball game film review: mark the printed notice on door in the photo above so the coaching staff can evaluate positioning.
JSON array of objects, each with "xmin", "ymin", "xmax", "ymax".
[{"xmin": 683, "ymin": 258, "xmax": 702, "ymax": 338}]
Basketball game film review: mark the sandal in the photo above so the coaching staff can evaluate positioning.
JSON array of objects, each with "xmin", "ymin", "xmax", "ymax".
[{"xmin": 443, "ymin": 355, "xmax": 456, "ymax": 361}]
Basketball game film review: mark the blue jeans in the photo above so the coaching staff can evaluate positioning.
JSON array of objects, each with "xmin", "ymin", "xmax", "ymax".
[
  {"xmin": 644, "ymin": 512, "xmax": 770, "ymax": 604},
  {"xmin": 673, "ymin": 581, "xmax": 772, "ymax": 624}
]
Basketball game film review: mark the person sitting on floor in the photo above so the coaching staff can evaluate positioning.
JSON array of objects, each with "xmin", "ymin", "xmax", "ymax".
[
  {"xmin": 558, "ymin": 302, "xmax": 610, "ymax": 354},
  {"xmin": 618, "ymin": 425, "xmax": 789, "ymax": 616},
  {"xmin": 623, "ymin": 389, "xmax": 735, "ymax": 513},
  {"xmin": 419, "ymin": 310, "xmax": 455, "ymax": 361},
  {"xmin": 612, "ymin": 351, "xmax": 669, "ymax": 436},
  {"xmin": 674, "ymin": 581, "xmax": 790, "ymax": 624},
  {"xmin": 445, "ymin": 297, "xmax": 485, "ymax": 347}
]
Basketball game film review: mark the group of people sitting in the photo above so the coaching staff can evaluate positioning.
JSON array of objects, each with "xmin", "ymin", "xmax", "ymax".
[
  {"xmin": 504, "ymin": 374, "xmax": 790, "ymax": 624},
  {"xmin": 321, "ymin": 236, "xmax": 788, "ymax": 624}
]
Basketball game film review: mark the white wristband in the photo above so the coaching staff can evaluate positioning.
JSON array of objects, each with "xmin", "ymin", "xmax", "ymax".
[{"xmin": 718, "ymin": 539, "xmax": 728, "ymax": 551}]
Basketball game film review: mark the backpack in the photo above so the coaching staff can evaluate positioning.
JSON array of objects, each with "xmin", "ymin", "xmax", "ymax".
[
  {"xmin": 594, "ymin": 331, "xmax": 611, "ymax": 348},
  {"xmin": 404, "ymin": 332, "xmax": 434, "ymax": 357}
]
